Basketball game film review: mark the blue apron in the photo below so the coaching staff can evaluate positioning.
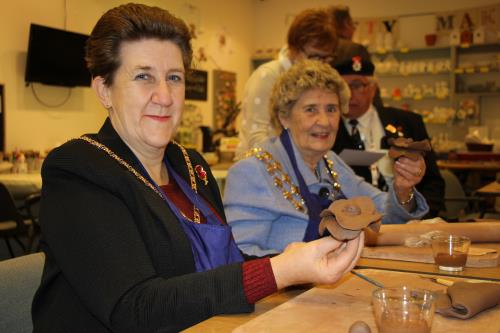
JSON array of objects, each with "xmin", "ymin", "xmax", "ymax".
[
  {"xmin": 138, "ymin": 157, "xmax": 243, "ymax": 272},
  {"xmin": 280, "ymin": 131, "xmax": 342, "ymax": 241},
  {"xmin": 166, "ymin": 161, "xmax": 244, "ymax": 272}
]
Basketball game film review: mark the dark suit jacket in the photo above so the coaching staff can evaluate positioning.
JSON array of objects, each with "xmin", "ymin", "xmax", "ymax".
[
  {"xmin": 32, "ymin": 119, "xmax": 252, "ymax": 332},
  {"xmin": 332, "ymin": 106, "xmax": 445, "ymax": 217}
]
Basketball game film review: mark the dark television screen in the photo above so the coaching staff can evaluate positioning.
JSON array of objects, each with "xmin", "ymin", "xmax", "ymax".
[{"xmin": 25, "ymin": 24, "xmax": 91, "ymax": 87}]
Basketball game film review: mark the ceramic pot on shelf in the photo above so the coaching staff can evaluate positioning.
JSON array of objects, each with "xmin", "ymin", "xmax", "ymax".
[{"xmin": 425, "ymin": 34, "xmax": 437, "ymax": 46}]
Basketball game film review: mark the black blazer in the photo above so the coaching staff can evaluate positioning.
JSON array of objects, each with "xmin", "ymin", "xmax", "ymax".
[
  {"xmin": 333, "ymin": 106, "xmax": 445, "ymax": 217},
  {"xmin": 32, "ymin": 119, "xmax": 252, "ymax": 332}
]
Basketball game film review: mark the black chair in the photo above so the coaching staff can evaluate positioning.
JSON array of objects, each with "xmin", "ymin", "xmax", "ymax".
[
  {"xmin": 439, "ymin": 169, "xmax": 487, "ymax": 221},
  {"xmin": 0, "ymin": 183, "xmax": 29, "ymax": 257},
  {"xmin": 24, "ymin": 192, "xmax": 42, "ymax": 252}
]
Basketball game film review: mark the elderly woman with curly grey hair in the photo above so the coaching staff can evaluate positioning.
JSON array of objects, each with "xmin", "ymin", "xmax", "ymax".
[{"xmin": 224, "ymin": 60, "xmax": 429, "ymax": 257}]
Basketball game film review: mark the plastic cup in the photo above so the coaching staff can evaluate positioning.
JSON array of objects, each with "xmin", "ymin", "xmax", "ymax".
[
  {"xmin": 372, "ymin": 286, "xmax": 436, "ymax": 333},
  {"xmin": 431, "ymin": 235, "xmax": 470, "ymax": 272}
]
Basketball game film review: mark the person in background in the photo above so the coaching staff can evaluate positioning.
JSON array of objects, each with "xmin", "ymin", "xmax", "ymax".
[
  {"xmin": 327, "ymin": 5, "xmax": 388, "ymax": 109},
  {"xmin": 224, "ymin": 60, "xmax": 428, "ymax": 257},
  {"xmin": 235, "ymin": 8, "xmax": 337, "ymax": 158},
  {"xmin": 32, "ymin": 4, "xmax": 365, "ymax": 332},
  {"xmin": 331, "ymin": 57, "xmax": 445, "ymax": 217},
  {"xmin": 328, "ymin": 5, "xmax": 370, "ymax": 65}
]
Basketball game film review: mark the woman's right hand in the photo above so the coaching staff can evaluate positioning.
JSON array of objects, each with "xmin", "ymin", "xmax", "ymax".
[{"xmin": 270, "ymin": 233, "xmax": 364, "ymax": 289}]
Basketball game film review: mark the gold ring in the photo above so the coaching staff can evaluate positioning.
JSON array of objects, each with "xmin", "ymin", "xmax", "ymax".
[{"xmin": 416, "ymin": 169, "xmax": 422, "ymax": 177}]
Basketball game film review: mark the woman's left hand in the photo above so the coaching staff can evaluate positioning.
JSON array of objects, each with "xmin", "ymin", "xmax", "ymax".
[{"xmin": 392, "ymin": 156, "xmax": 426, "ymax": 198}]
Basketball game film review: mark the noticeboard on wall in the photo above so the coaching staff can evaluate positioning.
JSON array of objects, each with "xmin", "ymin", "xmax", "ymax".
[{"xmin": 185, "ymin": 69, "xmax": 208, "ymax": 101}]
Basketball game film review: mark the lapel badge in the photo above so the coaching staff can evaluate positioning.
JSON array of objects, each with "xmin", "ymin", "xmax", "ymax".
[
  {"xmin": 195, "ymin": 165, "xmax": 208, "ymax": 185},
  {"xmin": 385, "ymin": 124, "xmax": 397, "ymax": 134},
  {"xmin": 352, "ymin": 56, "xmax": 362, "ymax": 72}
]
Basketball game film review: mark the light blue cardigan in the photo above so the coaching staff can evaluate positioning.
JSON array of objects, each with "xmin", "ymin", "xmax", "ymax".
[{"xmin": 223, "ymin": 136, "xmax": 429, "ymax": 257}]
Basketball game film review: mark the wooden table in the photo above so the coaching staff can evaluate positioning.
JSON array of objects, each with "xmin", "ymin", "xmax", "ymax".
[
  {"xmin": 356, "ymin": 257, "xmax": 500, "ymax": 281},
  {"xmin": 0, "ymin": 169, "xmax": 229, "ymax": 198},
  {"xmin": 0, "ymin": 173, "xmax": 42, "ymax": 200},
  {"xmin": 474, "ymin": 181, "xmax": 500, "ymax": 216},
  {"xmin": 184, "ymin": 269, "xmax": 500, "ymax": 332},
  {"xmin": 0, "ymin": 162, "xmax": 13, "ymax": 173},
  {"xmin": 437, "ymin": 160, "xmax": 500, "ymax": 172},
  {"xmin": 184, "ymin": 245, "xmax": 500, "ymax": 332},
  {"xmin": 358, "ymin": 240, "xmax": 500, "ymax": 281},
  {"xmin": 183, "ymin": 287, "xmax": 307, "ymax": 332},
  {"xmin": 476, "ymin": 181, "xmax": 500, "ymax": 197}
]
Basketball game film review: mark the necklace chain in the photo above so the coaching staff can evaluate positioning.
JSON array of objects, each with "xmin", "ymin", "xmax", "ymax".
[
  {"xmin": 245, "ymin": 148, "xmax": 343, "ymax": 212},
  {"xmin": 246, "ymin": 148, "xmax": 306, "ymax": 212},
  {"xmin": 77, "ymin": 136, "xmax": 201, "ymax": 223},
  {"xmin": 171, "ymin": 141, "xmax": 201, "ymax": 223},
  {"xmin": 324, "ymin": 158, "xmax": 342, "ymax": 195}
]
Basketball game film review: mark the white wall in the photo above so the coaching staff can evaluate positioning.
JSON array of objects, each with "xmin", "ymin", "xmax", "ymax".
[
  {"xmin": 254, "ymin": 0, "xmax": 500, "ymax": 51},
  {"xmin": 1, "ymin": 0, "xmax": 255, "ymax": 152},
  {"xmin": 2, "ymin": 0, "xmax": 498, "ymax": 152}
]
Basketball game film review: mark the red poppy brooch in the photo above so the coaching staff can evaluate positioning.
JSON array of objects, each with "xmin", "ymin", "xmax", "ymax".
[{"xmin": 195, "ymin": 165, "xmax": 208, "ymax": 185}]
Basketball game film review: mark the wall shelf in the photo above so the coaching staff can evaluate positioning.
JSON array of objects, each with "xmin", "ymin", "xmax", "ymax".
[
  {"xmin": 373, "ymin": 43, "xmax": 500, "ymax": 55},
  {"xmin": 377, "ymin": 72, "xmax": 450, "ymax": 77},
  {"xmin": 456, "ymin": 43, "xmax": 500, "ymax": 54},
  {"xmin": 454, "ymin": 69, "xmax": 499, "ymax": 75},
  {"xmin": 382, "ymin": 96, "xmax": 450, "ymax": 101},
  {"xmin": 373, "ymin": 46, "xmax": 451, "ymax": 56},
  {"xmin": 456, "ymin": 92, "xmax": 500, "ymax": 97},
  {"xmin": 373, "ymin": 43, "xmax": 500, "ymax": 133}
]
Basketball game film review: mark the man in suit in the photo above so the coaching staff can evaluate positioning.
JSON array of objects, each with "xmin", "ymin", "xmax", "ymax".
[{"xmin": 332, "ymin": 57, "xmax": 445, "ymax": 217}]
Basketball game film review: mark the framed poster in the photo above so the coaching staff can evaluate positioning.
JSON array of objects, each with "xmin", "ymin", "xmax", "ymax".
[{"xmin": 0, "ymin": 84, "xmax": 4, "ymax": 152}]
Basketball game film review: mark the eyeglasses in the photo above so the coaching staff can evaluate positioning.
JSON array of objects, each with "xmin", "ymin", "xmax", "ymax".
[
  {"xmin": 348, "ymin": 81, "xmax": 371, "ymax": 93},
  {"xmin": 304, "ymin": 52, "xmax": 336, "ymax": 64}
]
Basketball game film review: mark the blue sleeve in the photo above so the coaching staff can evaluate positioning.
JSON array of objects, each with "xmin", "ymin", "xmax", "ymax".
[{"xmin": 224, "ymin": 157, "xmax": 308, "ymax": 256}]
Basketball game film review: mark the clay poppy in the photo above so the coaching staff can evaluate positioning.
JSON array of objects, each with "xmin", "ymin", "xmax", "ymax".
[{"xmin": 319, "ymin": 196, "xmax": 382, "ymax": 241}]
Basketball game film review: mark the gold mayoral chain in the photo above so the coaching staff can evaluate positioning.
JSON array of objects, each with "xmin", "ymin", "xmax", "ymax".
[
  {"xmin": 78, "ymin": 136, "xmax": 201, "ymax": 223},
  {"xmin": 172, "ymin": 141, "xmax": 201, "ymax": 223},
  {"xmin": 324, "ymin": 157, "xmax": 342, "ymax": 196},
  {"xmin": 245, "ymin": 148, "xmax": 342, "ymax": 213},
  {"xmin": 246, "ymin": 148, "xmax": 305, "ymax": 212}
]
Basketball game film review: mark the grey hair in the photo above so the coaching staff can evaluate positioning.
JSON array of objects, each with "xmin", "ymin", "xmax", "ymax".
[{"xmin": 269, "ymin": 59, "xmax": 351, "ymax": 132}]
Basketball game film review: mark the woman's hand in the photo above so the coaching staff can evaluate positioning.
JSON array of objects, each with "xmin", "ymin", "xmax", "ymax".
[
  {"xmin": 393, "ymin": 156, "xmax": 426, "ymax": 203},
  {"xmin": 270, "ymin": 233, "xmax": 364, "ymax": 289}
]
